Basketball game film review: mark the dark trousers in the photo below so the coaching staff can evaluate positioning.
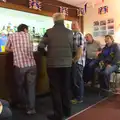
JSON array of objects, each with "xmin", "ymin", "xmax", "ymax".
[
  {"xmin": 72, "ymin": 63, "xmax": 84, "ymax": 100},
  {"xmin": 95, "ymin": 65, "xmax": 117, "ymax": 89},
  {"xmin": 47, "ymin": 67, "xmax": 71, "ymax": 120},
  {"xmin": 83, "ymin": 58, "xmax": 98, "ymax": 85},
  {"xmin": 11, "ymin": 66, "xmax": 36, "ymax": 109},
  {"xmin": 0, "ymin": 99, "xmax": 12, "ymax": 120}
]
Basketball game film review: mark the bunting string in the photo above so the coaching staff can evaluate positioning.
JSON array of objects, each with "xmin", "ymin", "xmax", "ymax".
[{"xmin": 28, "ymin": 0, "xmax": 105, "ymax": 16}]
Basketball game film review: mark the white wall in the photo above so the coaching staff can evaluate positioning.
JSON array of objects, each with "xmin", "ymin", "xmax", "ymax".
[{"xmin": 84, "ymin": 0, "xmax": 120, "ymax": 44}]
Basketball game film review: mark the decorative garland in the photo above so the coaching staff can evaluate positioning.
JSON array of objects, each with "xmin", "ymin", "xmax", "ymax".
[
  {"xmin": 59, "ymin": 6, "xmax": 68, "ymax": 16},
  {"xmin": 77, "ymin": 3, "xmax": 87, "ymax": 16},
  {"xmin": 98, "ymin": 6, "xmax": 108, "ymax": 14},
  {"xmin": 1, "ymin": 0, "xmax": 105, "ymax": 17},
  {"xmin": 29, "ymin": 0, "xmax": 41, "ymax": 11}
]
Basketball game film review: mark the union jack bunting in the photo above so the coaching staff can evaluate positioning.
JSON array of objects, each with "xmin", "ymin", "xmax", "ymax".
[
  {"xmin": 98, "ymin": 6, "xmax": 108, "ymax": 14},
  {"xmin": 29, "ymin": 0, "xmax": 41, "ymax": 11},
  {"xmin": 59, "ymin": 6, "xmax": 68, "ymax": 16},
  {"xmin": 77, "ymin": 8, "xmax": 84, "ymax": 16}
]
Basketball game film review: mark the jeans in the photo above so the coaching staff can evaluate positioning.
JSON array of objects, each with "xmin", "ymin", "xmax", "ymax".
[
  {"xmin": 83, "ymin": 58, "xmax": 98, "ymax": 84},
  {"xmin": 12, "ymin": 66, "xmax": 36, "ymax": 109},
  {"xmin": 0, "ymin": 99, "xmax": 12, "ymax": 120},
  {"xmin": 72, "ymin": 63, "xmax": 84, "ymax": 101},
  {"xmin": 95, "ymin": 65, "xmax": 117, "ymax": 89}
]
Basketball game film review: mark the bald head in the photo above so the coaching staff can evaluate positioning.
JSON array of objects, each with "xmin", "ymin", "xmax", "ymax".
[{"xmin": 71, "ymin": 21, "xmax": 80, "ymax": 31}]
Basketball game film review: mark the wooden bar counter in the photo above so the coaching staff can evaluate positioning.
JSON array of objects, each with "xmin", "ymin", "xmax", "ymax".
[{"xmin": 0, "ymin": 51, "xmax": 49, "ymax": 100}]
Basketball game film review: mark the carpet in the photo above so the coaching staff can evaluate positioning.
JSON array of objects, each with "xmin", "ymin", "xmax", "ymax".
[
  {"xmin": 12, "ymin": 87, "xmax": 105, "ymax": 120},
  {"xmin": 68, "ymin": 95, "xmax": 120, "ymax": 120}
]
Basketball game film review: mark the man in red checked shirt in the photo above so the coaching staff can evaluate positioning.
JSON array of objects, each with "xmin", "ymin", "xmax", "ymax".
[{"xmin": 5, "ymin": 24, "xmax": 36, "ymax": 115}]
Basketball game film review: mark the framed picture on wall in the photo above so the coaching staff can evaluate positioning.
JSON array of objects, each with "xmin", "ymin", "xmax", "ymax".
[
  {"xmin": 100, "ymin": 26, "xmax": 106, "ymax": 31},
  {"xmin": 107, "ymin": 18, "xmax": 114, "ymax": 24},
  {"xmin": 108, "ymin": 25, "xmax": 114, "ymax": 30},
  {"xmin": 99, "ymin": 31, "xmax": 107, "ymax": 36},
  {"xmin": 93, "ymin": 32, "xmax": 99, "ymax": 37},
  {"xmin": 94, "ymin": 21, "xmax": 99, "ymax": 26},
  {"xmin": 93, "ymin": 21, "xmax": 100, "ymax": 37},
  {"xmin": 107, "ymin": 18, "xmax": 115, "ymax": 35},
  {"xmin": 100, "ymin": 20, "xmax": 106, "ymax": 26},
  {"xmin": 94, "ymin": 26, "xmax": 99, "ymax": 31},
  {"xmin": 108, "ymin": 30, "xmax": 114, "ymax": 35}
]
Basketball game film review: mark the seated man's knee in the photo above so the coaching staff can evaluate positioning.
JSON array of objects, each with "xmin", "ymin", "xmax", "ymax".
[
  {"xmin": 89, "ymin": 60, "xmax": 98, "ymax": 68},
  {"xmin": 103, "ymin": 67, "xmax": 112, "ymax": 76}
]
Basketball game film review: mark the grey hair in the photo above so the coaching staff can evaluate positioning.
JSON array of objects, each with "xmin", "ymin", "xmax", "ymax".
[{"xmin": 52, "ymin": 13, "xmax": 65, "ymax": 22}]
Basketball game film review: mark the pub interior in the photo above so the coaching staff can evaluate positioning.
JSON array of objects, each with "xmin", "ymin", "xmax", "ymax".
[
  {"xmin": 0, "ymin": 0, "xmax": 79, "ymax": 99},
  {"xmin": 0, "ymin": 6, "xmax": 72, "ymax": 99},
  {"xmin": 1, "ymin": 0, "xmax": 120, "ymax": 120}
]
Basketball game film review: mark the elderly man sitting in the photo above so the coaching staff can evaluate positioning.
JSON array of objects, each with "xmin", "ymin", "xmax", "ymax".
[
  {"xmin": 95, "ymin": 35, "xmax": 120, "ymax": 96},
  {"xmin": 83, "ymin": 33, "xmax": 101, "ymax": 87},
  {"xmin": 0, "ymin": 99, "xmax": 12, "ymax": 120}
]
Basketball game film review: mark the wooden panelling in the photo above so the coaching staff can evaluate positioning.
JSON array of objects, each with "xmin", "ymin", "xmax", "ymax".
[
  {"xmin": 7, "ymin": 0, "xmax": 77, "ymax": 17},
  {"xmin": 0, "ymin": 0, "xmax": 84, "ymax": 31},
  {"xmin": 0, "ymin": 1, "xmax": 77, "ymax": 21}
]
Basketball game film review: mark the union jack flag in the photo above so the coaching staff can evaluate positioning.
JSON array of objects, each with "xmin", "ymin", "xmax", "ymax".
[
  {"xmin": 29, "ymin": 0, "xmax": 41, "ymax": 11},
  {"xmin": 59, "ymin": 6, "xmax": 68, "ymax": 16}
]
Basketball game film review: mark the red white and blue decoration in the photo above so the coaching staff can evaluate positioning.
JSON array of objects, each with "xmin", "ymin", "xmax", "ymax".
[
  {"xmin": 77, "ymin": 8, "xmax": 84, "ymax": 16},
  {"xmin": 29, "ymin": 0, "xmax": 41, "ymax": 11},
  {"xmin": 98, "ymin": 6, "xmax": 108, "ymax": 14},
  {"xmin": 77, "ymin": 3, "xmax": 87, "ymax": 16},
  {"xmin": 59, "ymin": 6, "xmax": 68, "ymax": 16}
]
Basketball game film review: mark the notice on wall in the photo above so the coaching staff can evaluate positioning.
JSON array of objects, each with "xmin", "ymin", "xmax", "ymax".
[{"xmin": 93, "ymin": 18, "xmax": 115, "ymax": 37}]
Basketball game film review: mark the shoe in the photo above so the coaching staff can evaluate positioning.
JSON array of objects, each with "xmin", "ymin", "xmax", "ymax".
[
  {"xmin": 26, "ymin": 109, "xmax": 36, "ymax": 115},
  {"xmin": 71, "ymin": 99, "xmax": 83, "ymax": 104},
  {"xmin": 99, "ymin": 89, "xmax": 110, "ymax": 97}
]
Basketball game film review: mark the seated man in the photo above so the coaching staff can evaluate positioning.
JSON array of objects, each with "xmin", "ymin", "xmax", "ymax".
[
  {"xmin": 0, "ymin": 99, "xmax": 12, "ymax": 120},
  {"xmin": 95, "ymin": 35, "xmax": 120, "ymax": 92},
  {"xmin": 83, "ymin": 33, "xmax": 101, "ymax": 86}
]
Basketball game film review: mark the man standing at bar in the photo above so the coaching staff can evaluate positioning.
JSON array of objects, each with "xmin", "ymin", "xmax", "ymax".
[
  {"xmin": 71, "ymin": 21, "xmax": 86, "ymax": 104},
  {"xmin": 38, "ymin": 13, "xmax": 73, "ymax": 120},
  {"xmin": 5, "ymin": 24, "xmax": 36, "ymax": 115}
]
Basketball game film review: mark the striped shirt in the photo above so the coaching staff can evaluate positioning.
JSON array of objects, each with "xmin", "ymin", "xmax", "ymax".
[{"xmin": 73, "ymin": 31, "xmax": 86, "ymax": 67}]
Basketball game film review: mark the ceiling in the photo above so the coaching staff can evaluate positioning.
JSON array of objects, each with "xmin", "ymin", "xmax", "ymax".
[{"xmin": 57, "ymin": 0, "xmax": 103, "ymax": 7}]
